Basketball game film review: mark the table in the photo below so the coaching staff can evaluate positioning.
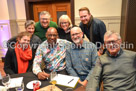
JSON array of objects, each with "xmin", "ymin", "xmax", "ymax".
[{"xmin": 0, "ymin": 72, "xmax": 82, "ymax": 91}]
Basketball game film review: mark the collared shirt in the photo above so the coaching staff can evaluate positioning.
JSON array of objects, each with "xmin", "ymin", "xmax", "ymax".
[
  {"xmin": 66, "ymin": 40, "xmax": 98, "ymax": 81},
  {"xmin": 33, "ymin": 39, "xmax": 70, "ymax": 75}
]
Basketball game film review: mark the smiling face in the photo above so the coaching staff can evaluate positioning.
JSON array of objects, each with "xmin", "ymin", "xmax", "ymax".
[
  {"xmin": 46, "ymin": 28, "xmax": 58, "ymax": 45},
  {"xmin": 71, "ymin": 27, "xmax": 83, "ymax": 44},
  {"xmin": 79, "ymin": 10, "xmax": 91, "ymax": 25},
  {"xmin": 60, "ymin": 19, "xmax": 69, "ymax": 31},
  {"xmin": 104, "ymin": 34, "xmax": 122, "ymax": 56},
  {"xmin": 40, "ymin": 14, "xmax": 50, "ymax": 28},
  {"xmin": 18, "ymin": 35, "xmax": 31, "ymax": 49},
  {"xmin": 26, "ymin": 24, "xmax": 35, "ymax": 35}
]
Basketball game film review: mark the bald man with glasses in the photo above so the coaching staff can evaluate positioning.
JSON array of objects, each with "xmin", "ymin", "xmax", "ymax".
[{"xmin": 66, "ymin": 26, "xmax": 98, "ymax": 86}]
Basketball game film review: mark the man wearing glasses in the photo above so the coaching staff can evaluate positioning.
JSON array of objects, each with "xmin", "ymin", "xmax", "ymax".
[
  {"xmin": 33, "ymin": 27, "xmax": 70, "ymax": 80},
  {"xmin": 34, "ymin": 11, "xmax": 58, "ymax": 42},
  {"xmin": 86, "ymin": 31, "xmax": 136, "ymax": 91},
  {"xmin": 66, "ymin": 26, "xmax": 98, "ymax": 86}
]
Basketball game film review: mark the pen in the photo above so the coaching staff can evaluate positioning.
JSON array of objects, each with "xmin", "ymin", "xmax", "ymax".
[{"xmin": 68, "ymin": 79, "xmax": 74, "ymax": 84}]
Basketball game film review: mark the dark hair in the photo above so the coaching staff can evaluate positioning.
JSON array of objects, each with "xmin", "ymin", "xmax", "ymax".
[{"xmin": 79, "ymin": 7, "xmax": 90, "ymax": 14}]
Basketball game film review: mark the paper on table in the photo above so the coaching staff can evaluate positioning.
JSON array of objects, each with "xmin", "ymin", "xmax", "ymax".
[
  {"xmin": 8, "ymin": 77, "xmax": 23, "ymax": 88},
  {"xmin": 52, "ymin": 74, "xmax": 79, "ymax": 88},
  {"xmin": 0, "ymin": 86, "xmax": 6, "ymax": 91}
]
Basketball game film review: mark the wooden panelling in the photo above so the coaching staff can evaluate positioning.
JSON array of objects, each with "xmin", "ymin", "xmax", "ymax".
[
  {"xmin": 25, "ymin": 0, "xmax": 75, "ymax": 24},
  {"xmin": 120, "ymin": 0, "xmax": 136, "ymax": 51},
  {"xmin": 33, "ymin": 2, "xmax": 71, "ymax": 23}
]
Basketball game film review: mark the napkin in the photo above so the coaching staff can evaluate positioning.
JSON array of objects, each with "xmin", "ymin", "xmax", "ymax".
[{"xmin": 8, "ymin": 77, "xmax": 23, "ymax": 88}]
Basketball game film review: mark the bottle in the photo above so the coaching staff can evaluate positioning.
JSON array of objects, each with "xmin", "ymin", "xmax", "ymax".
[{"xmin": 33, "ymin": 82, "xmax": 40, "ymax": 91}]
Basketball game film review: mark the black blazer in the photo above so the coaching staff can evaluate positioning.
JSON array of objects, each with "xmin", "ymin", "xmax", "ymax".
[{"xmin": 4, "ymin": 48, "xmax": 34, "ymax": 75}]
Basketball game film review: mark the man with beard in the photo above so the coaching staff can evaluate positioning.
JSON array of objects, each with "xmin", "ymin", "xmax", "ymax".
[
  {"xmin": 86, "ymin": 31, "xmax": 136, "ymax": 91},
  {"xmin": 34, "ymin": 11, "xmax": 58, "ymax": 42},
  {"xmin": 66, "ymin": 26, "xmax": 98, "ymax": 86},
  {"xmin": 33, "ymin": 27, "xmax": 70, "ymax": 80},
  {"xmin": 79, "ymin": 7, "xmax": 106, "ymax": 55}
]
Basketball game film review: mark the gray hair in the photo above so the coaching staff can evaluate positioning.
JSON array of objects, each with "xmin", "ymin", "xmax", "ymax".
[
  {"xmin": 39, "ymin": 11, "xmax": 51, "ymax": 19},
  {"xmin": 24, "ymin": 20, "xmax": 35, "ymax": 28},
  {"xmin": 104, "ymin": 30, "xmax": 121, "ymax": 41},
  {"xmin": 58, "ymin": 15, "xmax": 73, "ymax": 28}
]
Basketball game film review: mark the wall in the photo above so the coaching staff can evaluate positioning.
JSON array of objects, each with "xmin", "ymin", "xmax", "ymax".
[
  {"xmin": 0, "ymin": 0, "xmax": 26, "ymax": 59},
  {"xmin": 9, "ymin": 0, "xmax": 26, "ymax": 34},
  {"xmin": 75, "ymin": 0, "xmax": 122, "ymax": 34},
  {"xmin": 0, "ymin": 0, "xmax": 9, "ymax": 20},
  {"xmin": 75, "ymin": 0, "xmax": 122, "ymax": 17},
  {"xmin": 14, "ymin": 0, "xmax": 26, "ymax": 20},
  {"xmin": 0, "ymin": 0, "xmax": 11, "ymax": 59}
]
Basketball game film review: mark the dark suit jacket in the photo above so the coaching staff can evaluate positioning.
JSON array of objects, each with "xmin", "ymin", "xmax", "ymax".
[{"xmin": 80, "ymin": 18, "xmax": 106, "ymax": 50}]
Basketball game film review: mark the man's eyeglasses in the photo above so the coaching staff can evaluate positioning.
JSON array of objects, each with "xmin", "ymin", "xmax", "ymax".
[
  {"xmin": 40, "ymin": 18, "xmax": 50, "ymax": 21},
  {"xmin": 105, "ymin": 39, "xmax": 120, "ymax": 45},
  {"xmin": 71, "ymin": 32, "xmax": 81, "ymax": 37},
  {"xmin": 60, "ymin": 22, "xmax": 69, "ymax": 25}
]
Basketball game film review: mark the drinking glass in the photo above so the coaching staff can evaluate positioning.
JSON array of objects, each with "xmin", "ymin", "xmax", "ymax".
[
  {"xmin": 50, "ymin": 71, "xmax": 57, "ymax": 91},
  {"xmin": 2, "ymin": 74, "xmax": 11, "ymax": 90}
]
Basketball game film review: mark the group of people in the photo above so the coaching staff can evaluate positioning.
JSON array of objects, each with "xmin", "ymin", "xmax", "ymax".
[{"xmin": 3, "ymin": 7, "xmax": 136, "ymax": 91}]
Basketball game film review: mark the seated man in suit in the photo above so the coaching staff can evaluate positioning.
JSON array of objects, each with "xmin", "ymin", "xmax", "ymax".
[
  {"xmin": 33, "ymin": 27, "xmax": 70, "ymax": 80},
  {"xmin": 66, "ymin": 26, "xmax": 98, "ymax": 86},
  {"xmin": 86, "ymin": 30, "xmax": 136, "ymax": 91}
]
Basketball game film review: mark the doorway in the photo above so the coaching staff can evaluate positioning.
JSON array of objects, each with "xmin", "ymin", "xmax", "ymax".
[
  {"xmin": 33, "ymin": 2, "xmax": 71, "ymax": 24},
  {"xmin": 25, "ymin": 0, "xmax": 74, "ymax": 24}
]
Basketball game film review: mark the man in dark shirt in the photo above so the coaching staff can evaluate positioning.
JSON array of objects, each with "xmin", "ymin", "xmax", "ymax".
[
  {"xmin": 79, "ymin": 7, "xmax": 106, "ymax": 55},
  {"xmin": 86, "ymin": 31, "xmax": 136, "ymax": 91}
]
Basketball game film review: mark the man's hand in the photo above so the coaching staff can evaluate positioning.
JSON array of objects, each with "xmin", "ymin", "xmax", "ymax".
[
  {"xmin": 78, "ymin": 80, "xmax": 88, "ymax": 87},
  {"xmin": 37, "ymin": 72, "xmax": 50, "ymax": 80}
]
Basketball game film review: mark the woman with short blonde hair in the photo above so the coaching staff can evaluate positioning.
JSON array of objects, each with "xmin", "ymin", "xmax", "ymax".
[{"xmin": 57, "ymin": 15, "xmax": 73, "ymax": 42}]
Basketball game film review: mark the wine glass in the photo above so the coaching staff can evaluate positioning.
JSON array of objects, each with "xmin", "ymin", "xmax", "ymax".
[
  {"xmin": 50, "ymin": 71, "xmax": 57, "ymax": 91},
  {"xmin": 2, "ymin": 74, "xmax": 11, "ymax": 90}
]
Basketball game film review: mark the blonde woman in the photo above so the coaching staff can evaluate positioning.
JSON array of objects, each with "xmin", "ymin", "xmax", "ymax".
[{"xmin": 57, "ymin": 15, "xmax": 73, "ymax": 42}]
